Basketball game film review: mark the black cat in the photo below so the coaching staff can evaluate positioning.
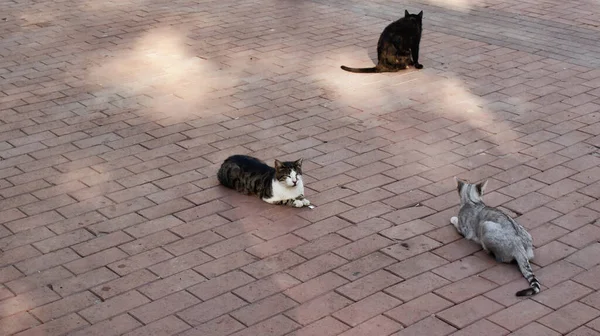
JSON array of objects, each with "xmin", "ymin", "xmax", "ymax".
[{"xmin": 341, "ymin": 10, "xmax": 424, "ymax": 73}]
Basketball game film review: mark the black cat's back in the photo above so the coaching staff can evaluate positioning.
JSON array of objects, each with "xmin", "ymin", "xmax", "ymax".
[
  {"xmin": 341, "ymin": 10, "xmax": 423, "ymax": 73},
  {"xmin": 217, "ymin": 155, "xmax": 274, "ymax": 197}
]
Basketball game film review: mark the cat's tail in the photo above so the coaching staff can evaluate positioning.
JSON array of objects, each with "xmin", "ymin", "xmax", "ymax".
[
  {"xmin": 514, "ymin": 251, "xmax": 541, "ymax": 296},
  {"xmin": 340, "ymin": 65, "xmax": 378, "ymax": 73}
]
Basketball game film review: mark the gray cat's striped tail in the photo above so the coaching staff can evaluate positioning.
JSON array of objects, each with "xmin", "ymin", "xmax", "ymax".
[{"xmin": 515, "ymin": 252, "xmax": 540, "ymax": 296}]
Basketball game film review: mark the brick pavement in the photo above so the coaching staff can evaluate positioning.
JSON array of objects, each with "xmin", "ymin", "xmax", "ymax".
[{"xmin": 1, "ymin": 0, "xmax": 600, "ymax": 334}]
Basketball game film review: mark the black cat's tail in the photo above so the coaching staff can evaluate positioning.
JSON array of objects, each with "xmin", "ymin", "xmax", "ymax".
[{"xmin": 340, "ymin": 65, "xmax": 378, "ymax": 73}]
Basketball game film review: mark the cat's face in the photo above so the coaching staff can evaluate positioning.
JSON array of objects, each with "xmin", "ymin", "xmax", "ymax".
[
  {"xmin": 274, "ymin": 159, "xmax": 303, "ymax": 188},
  {"xmin": 455, "ymin": 177, "xmax": 488, "ymax": 204},
  {"xmin": 404, "ymin": 10, "xmax": 423, "ymax": 25}
]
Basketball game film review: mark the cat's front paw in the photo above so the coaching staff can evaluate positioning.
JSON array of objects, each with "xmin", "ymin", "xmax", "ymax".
[
  {"xmin": 302, "ymin": 199, "xmax": 311, "ymax": 206},
  {"xmin": 292, "ymin": 200, "xmax": 304, "ymax": 208},
  {"xmin": 415, "ymin": 63, "xmax": 423, "ymax": 69},
  {"xmin": 450, "ymin": 216, "xmax": 458, "ymax": 226}
]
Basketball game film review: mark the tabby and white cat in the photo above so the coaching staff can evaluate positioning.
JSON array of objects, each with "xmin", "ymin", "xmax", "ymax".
[
  {"xmin": 217, "ymin": 155, "xmax": 311, "ymax": 207},
  {"xmin": 451, "ymin": 178, "xmax": 540, "ymax": 296}
]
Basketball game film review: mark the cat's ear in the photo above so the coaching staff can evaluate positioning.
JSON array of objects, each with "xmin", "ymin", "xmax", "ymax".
[
  {"xmin": 405, "ymin": 10, "xmax": 410, "ymax": 17},
  {"xmin": 475, "ymin": 180, "xmax": 489, "ymax": 195},
  {"xmin": 418, "ymin": 11, "xmax": 423, "ymax": 18},
  {"xmin": 454, "ymin": 176, "xmax": 466, "ymax": 192},
  {"xmin": 274, "ymin": 160, "xmax": 282, "ymax": 170},
  {"xmin": 294, "ymin": 158, "xmax": 303, "ymax": 167}
]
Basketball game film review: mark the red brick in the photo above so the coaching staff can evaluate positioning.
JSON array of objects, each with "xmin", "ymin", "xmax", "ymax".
[
  {"xmin": 385, "ymin": 271, "xmax": 450, "ymax": 302},
  {"xmin": 574, "ymin": 265, "xmax": 600, "ymax": 289},
  {"xmin": 287, "ymin": 316, "xmax": 349, "ymax": 336},
  {"xmin": 533, "ymin": 240, "xmax": 578, "ymax": 266},
  {"xmin": 107, "ymin": 247, "xmax": 172, "ymax": 275},
  {"xmin": 284, "ymin": 272, "xmax": 348, "ymax": 302},
  {"xmin": 72, "ymin": 231, "xmax": 133, "ymax": 256},
  {"xmin": 435, "ymin": 275, "xmax": 498, "ymax": 303},
  {"xmin": 294, "ymin": 233, "xmax": 350, "ymax": 259},
  {"xmin": 187, "ymin": 270, "xmax": 252, "ymax": 300},
  {"xmin": 148, "ymin": 249, "xmax": 213, "ymax": 278},
  {"xmin": 337, "ymin": 269, "xmax": 401, "ymax": 301},
  {"xmin": 47, "ymin": 211, "xmax": 106, "ymax": 235},
  {"xmin": 0, "ymin": 312, "xmax": 40, "ymax": 335},
  {"xmin": 169, "ymin": 214, "xmax": 229, "ymax": 237},
  {"xmin": 130, "ymin": 291, "xmax": 200, "ymax": 324},
  {"xmin": 16, "ymin": 248, "xmax": 79, "ymax": 275},
  {"xmin": 92, "ymin": 269, "xmax": 158, "ymax": 300},
  {"xmin": 539, "ymin": 302, "xmax": 600, "ymax": 334},
  {"xmin": 386, "ymin": 252, "xmax": 448, "ymax": 279},
  {"xmin": 234, "ymin": 273, "xmax": 300, "ymax": 302},
  {"xmin": 195, "ymin": 251, "xmax": 259, "ymax": 279},
  {"xmin": 232, "ymin": 294, "xmax": 297, "ymax": 326},
  {"xmin": 294, "ymin": 216, "xmax": 353, "ymax": 240},
  {"xmin": 285, "ymin": 291, "xmax": 353, "ymax": 325},
  {"xmin": 123, "ymin": 316, "xmax": 190, "ymax": 336},
  {"xmin": 335, "ymin": 251, "xmax": 396, "ymax": 280},
  {"xmin": 5, "ymin": 211, "xmax": 64, "ymax": 233},
  {"xmin": 79, "ymin": 290, "xmax": 150, "ymax": 323},
  {"xmin": 381, "ymin": 235, "xmax": 442, "ymax": 261},
  {"xmin": 438, "ymin": 296, "xmax": 503, "ymax": 328},
  {"xmin": 334, "ymin": 234, "xmax": 393, "ymax": 260},
  {"xmin": 175, "ymin": 200, "xmax": 232, "ymax": 222},
  {"xmin": 119, "ymin": 230, "xmax": 180, "ymax": 255},
  {"xmin": 165, "ymin": 231, "xmax": 223, "ymax": 256},
  {"xmin": 333, "ymin": 292, "xmax": 401, "ymax": 326},
  {"xmin": 229, "ymin": 315, "xmax": 300, "ymax": 336},
  {"xmin": 0, "ymin": 266, "xmax": 23, "ymax": 284},
  {"xmin": 177, "ymin": 315, "xmax": 244, "ymax": 336},
  {"xmin": 67, "ymin": 314, "xmax": 141, "ymax": 336},
  {"xmin": 395, "ymin": 316, "xmax": 456, "ymax": 336},
  {"xmin": 0, "ymin": 287, "xmax": 60, "ymax": 318},
  {"xmin": 5, "ymin": 266, "xmax": 72, "ymax": 294},
  {"xmin": 141, "ymin": 269, "xmax": 207, "ymax": 300},
  {"xmin": 386, "ymin": 292, "xmax": 453, "ymax": 326},
  {"xmin": 13, "ymin": 313, "xmax": 89, "ymax": 336},
  {"xmin": 30, "ymin": 291, "xmax": 97, "ymax": 322},
  {"xmin": 53, "ymin": 267, "xmax": 118, "ymax": 297},
  {"xmin": 178, "ymin": 292, "xmax": 247, "ymax": 326},
  {"xmin": 534, "ymin": 280, "xmax": 592, "ymax": 309},
  {"xmin": 337, "ymin": 315, "xmax": 402, "ymax": 336},
  {"xmin": 432, "ymin": 256, "xmax": 494, "ymax": 281},
  {"xmin": 489, "ymin": 300, "xmax": 553, "ymax": 331},
  {"xmin": 242, "ymin": 250, "xmax": 305, "ymax": 278},
  {"xmin": 449, "ymin": 319, "xmax": 508, "ymax": 336},
  {"xmin": 32, "ymin": 229, "xmax": 94, "ymax": 253}
]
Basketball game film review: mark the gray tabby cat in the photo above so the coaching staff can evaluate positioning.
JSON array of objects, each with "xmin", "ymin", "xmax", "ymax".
[
  {"xmin": 451, "ymin": 178, "xmax": 540, "ymax": 296},
  {"xmin": 217, "ymin": 155, "xmax": 311, "ymax": 207}
]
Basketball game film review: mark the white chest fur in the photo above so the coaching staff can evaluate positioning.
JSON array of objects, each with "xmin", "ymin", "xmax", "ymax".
[{"xmin": 269, "ymin": 178, "xmax": 304, "ymax": 201}]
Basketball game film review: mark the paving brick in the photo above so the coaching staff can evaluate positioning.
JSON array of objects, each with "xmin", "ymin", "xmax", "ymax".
[
  {"xmin": 538, "ymin": 302, "xmax": 600, "ymax": 334},
  {"xmin": 12, "ymin": 313, "xmax": 89, "ymax": 336},
  {"xmin": 242, "ymin": 251, "xmax": 306, "ymax": 278},
  {"xmin": 509, "ymin": 322, "xmax": 560, "ymax": 336},
  {"xmin": 448, "ymin": 319, "xmax": 508, "ymax": 336},
  {"xmin": 79, "ymin": 290, "xmax": 150, "ymax": 323},
  {"xmin": 0, "ymin": 287, "xmax": 60, "ymax": 318},
  {"xmin": 334, "ymin": 292, "xmax": 402, "ymax": 327},
  {"xmin": 5, "ymin": 266, "xmax": 72, "ymax": 294},
  {"xmin": 177, "ymin": 292, "xmax": 247, "ymax": 326},
  {"xmin": 386, "ymin": 293, "xmax": 453, "ymax": 326},
  {"xmin": 385, "ymin": 271, "xmax": 451, "ymax": 302},
  {"xmin": 140, "ymin": 269, "xmax": 206, "ymax": 300},
  {"xmin": 393, "ymin": 316, "xmax": 456, "ymax": 336},
  {"xmin": 386, "ymin": 252, "xmax": 448, "ymax": 279},
  {"xmin": 437, "ymin": 296, "xmax": 503, "ymax": 328},
  {"xmin": 130, "ymin": 291, "xmax": 200, "ymax": 324},
  {"xmin": 534, "ymin": 280, "xmax": 593, "ymax": 309},
  {"xmin": 0, "ymin": 312, "xmax": 41, "ymax": 336},
  {"xmin": 336, "ymin": 269, "xmax": 401, "ymax": 301},
  {"xmin": 53, "ymin": 267, "xmax": 118, "ymax": 297},
  {"xmin": 335, "ymin": 251, "xmax": 396, "ymax": 280},
  {"xmin": 488, "ymin": 300, "xmax": 553, "ymax": 331},
  {"xmin": 91, "ymin": 269, "xmax": 158, "ymax": 300},
  {"xmin": 177, "ymin": 315, "xmax": 244, "ymax": 336},
  {"xmin": 234, "ymin": 273, "xmax": 300, "ymax": 302},
  {"xmin": 30, "ymin": 291, "xmax": 98, "ymax": 322},
  {"xmin": 381, "ymin": 235, "xmax": 442, "ymax": 261},
  {"xmin": 434, "ymin": 275, "xmax": 498, "ymax": 303}
]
